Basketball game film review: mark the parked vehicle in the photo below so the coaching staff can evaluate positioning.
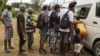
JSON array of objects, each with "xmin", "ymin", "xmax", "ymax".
[{"xmin": 62, "ymin": 0, "xmax": 100, "ymax": 56}]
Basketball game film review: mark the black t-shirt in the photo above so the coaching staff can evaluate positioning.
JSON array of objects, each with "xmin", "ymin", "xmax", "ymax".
[
  {"xmin": 17, "ymin": 13, "xmax": 25, "ymax": 33},
  {"xmin": 49, "ymin": 12, "xmax": 60, "ymax": 28},
  {"xmin": 74, "ymin": 35, "xmax": 81, "ymax": 44}
]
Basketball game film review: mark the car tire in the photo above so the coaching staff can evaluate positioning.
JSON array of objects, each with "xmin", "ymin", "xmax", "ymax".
[{"xmin": 94, "ymin": 41, "xmax": 100, "ymax": 56}]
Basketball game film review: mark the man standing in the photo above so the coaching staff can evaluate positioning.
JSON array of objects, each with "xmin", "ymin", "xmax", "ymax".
[
  {"xmin": 37, "ymin": 5, "xmax": 48, "ymax": 54},
  {"xmin": 1, "ymin": 3, "xmax": 14, "ymax": 53},
  {"xmin": 59, "ymin": 2, "xmax": 77, "ymax": 56},
  {"xmin": 26, "ymin": 8, "xmax": 35, "ymax": 53},
  {"xmin": 49, "ymin": 4, "xmax": 60, "ymax": 55},
  {"xmin": 17, "ymin": 4, "xmax": 26, "ymax": 53}
]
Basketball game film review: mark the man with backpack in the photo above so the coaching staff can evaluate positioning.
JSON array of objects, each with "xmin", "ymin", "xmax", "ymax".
[
  {"xmin": 48, "ymin": 4, "xmax": 60, "ymax": 55},
  {"xmin": 1, "ymin": 3, "xmax": 14, "ymax": 53},
  {"xmin": 37, "ymin": 5, "xmax": 48, "ymax": 54},
  {"xmin": 59, "ymin": 2, "xmax": 77, "ymax": 56}
]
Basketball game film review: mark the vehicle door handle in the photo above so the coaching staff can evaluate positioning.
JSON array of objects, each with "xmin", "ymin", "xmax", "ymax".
[{"xmin": 93, "ymin": 21, "xmax": 98, "ymax": 24}]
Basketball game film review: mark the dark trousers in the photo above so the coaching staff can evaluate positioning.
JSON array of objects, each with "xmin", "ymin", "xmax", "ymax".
[
  {"xmin": 60, "ymin": 32, "xmax": 69, "ymax": 54},
  {"xmin": 27, "ymin": 32, "xmax": 34, "ymax": 49},
  {"xmin": 18, "ymin": 32, "xmax": 26, "ymax": 51}
]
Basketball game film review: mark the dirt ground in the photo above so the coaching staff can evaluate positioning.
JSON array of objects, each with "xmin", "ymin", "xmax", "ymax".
[{"xmin": 0, "ymin": 19, "xmax": 93, "ymax": 56}]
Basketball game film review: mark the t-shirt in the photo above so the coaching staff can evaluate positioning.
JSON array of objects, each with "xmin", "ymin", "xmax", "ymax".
[
  {"xmin": 17, "ymin": 12, "xmax": 25, "ymax": 33},
  {"xmin": 40, "ymin": 11, "xmax": 49, "ymax": 33},
  {"xmin": 2, "ymin": 9, "xmax": 12, "ymax": 26},
  {"xmin": 25, "ymin": 14, "xmax": 34, "ymax": 33},
  {"xmin": 59, "ymin": 9, "xmax": 74, "ymax": 32},
  {"xmin": 49, "ymin": 11, "xmax": 60, "ymax": 28},
  {"xmin": 74, "ymin": 35, "xmax": 81, "ymax": 44}
]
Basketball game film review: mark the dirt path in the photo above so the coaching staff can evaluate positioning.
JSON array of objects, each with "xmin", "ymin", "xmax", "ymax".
[{"xmin": 0, "ymin": 19, "xmax": 92, "ymax": 56}]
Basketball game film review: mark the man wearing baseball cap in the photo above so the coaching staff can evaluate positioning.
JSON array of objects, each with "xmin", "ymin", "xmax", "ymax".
[{"xmin": 1, "ymin": 3, "xmax": 14, "ymax": 53}]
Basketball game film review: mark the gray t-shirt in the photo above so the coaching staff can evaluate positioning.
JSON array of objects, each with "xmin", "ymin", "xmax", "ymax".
[
  {"xmin": 40, "ymin": 11, "xmax": 49, "ymax": 32},
  {"xmin": 2, "ymin": 9, "xmax": 12, "ymax": 26}
]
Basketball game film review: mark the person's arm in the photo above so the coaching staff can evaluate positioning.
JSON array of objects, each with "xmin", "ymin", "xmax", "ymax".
[
  {"xmin": 68, "ymin": 11, "xmax": 74, "ymax": 38},
  {"xmin": 1, "ymin": 10, "xmax": 10, "ymax": 28}
]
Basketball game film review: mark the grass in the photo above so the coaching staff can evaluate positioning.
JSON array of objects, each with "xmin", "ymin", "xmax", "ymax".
[{"xmin": 0, "ymin": 16, "xmax": 92, "ymax": 56}]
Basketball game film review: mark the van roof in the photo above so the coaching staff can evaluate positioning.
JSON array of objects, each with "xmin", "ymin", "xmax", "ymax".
[
  {"xmin": 77, "ymin": 0, "xmax": 100, "ymax": 5},
  {"xmin": 62, "ymin": 0, "xmax": 100, "ymax": 8}
]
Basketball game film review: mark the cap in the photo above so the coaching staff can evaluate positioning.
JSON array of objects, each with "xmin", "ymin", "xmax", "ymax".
[{"xmin": 6, "ymin": 3, "xmax": 12, "ymax": 6}]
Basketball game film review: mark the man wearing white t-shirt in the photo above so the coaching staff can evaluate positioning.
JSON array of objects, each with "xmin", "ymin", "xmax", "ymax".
[{"xmin": 59, "ymin": 2, "xmax": 77, "ymax": 56}]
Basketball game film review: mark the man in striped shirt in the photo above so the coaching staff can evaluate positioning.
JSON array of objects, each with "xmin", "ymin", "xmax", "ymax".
[{"xmin": 26, "ymin": 8, "xmax": 35, "ymax": 53}]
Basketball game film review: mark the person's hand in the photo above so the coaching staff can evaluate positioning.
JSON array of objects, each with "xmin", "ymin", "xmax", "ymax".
[
  {"xmin": 6, "ymin": 24, "xmax": 11, "ymax": 28},
  {"xmin": 23, "ymin": 32, "xmax": 26, "ymax": 40}
]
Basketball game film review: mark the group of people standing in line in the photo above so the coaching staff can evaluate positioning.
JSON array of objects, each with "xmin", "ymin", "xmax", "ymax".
[{"xmin": 0, "ymin": 1, "xmax": 84, "ymax": 56}]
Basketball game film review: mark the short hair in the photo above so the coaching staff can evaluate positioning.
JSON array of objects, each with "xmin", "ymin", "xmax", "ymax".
[
  {"xmin": 75, "ymin": 28, "xmax": 80, "ymax": 34},
  {"xmin": 42, "ymin": 5, "xmax": 48, "ymax": 10},
  {"xmin": 19, "ymin": 4, "xmax": 26, "ymax": 9},
  {"xmin": 69, "ymin": 1, "xmax": 77, "ymax": 9},
  {"xmin": 27, "ymin": 8, "xmax": 33, "ymax": 13},
  {"xmin": 19, "ymin": 4, "xmax": 26, "ymax": 11},
  {"xmin": 54, "ymin": 4, "xmax": 60, "ymax": 10}
]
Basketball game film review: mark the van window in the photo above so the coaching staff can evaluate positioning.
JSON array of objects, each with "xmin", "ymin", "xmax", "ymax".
[
  {"xmin": 75, "ymin": 4, "xmax": 92, "ymax": 19},
  {"xmin": 96, "ymin": 3, "xmax": 100, "ymax": 17}
]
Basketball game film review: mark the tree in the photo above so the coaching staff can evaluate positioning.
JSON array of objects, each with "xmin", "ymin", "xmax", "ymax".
[
  {"xmin": 31, "ymin": 0, "xmax": 45, "ymax": 12},
  {"xmin": 0, "ymin": 0, "xmax": 8, "ymax": 16}
]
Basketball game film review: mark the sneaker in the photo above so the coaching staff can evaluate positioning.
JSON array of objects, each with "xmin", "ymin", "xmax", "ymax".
[
  {"xmin": 5, "ymin": 50, "xmax": 11, "ymax": 53},
  {"xmin": 39, "ymin": 49, "xmax": 47, "ymax": 54}
]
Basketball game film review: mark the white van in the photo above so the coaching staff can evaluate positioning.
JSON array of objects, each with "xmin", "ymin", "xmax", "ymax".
[
  {"xmin": 75, "ymin": 0, "xmax": 100, "ymax": 56},
  {"xmin": 62, "ymin": 0, "xmax": 100, "ymax": 56}
]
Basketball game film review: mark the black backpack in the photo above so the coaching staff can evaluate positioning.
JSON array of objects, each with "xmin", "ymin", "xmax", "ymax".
[
  {"xmin": 60, "ymin": 11, "xmax": 70, "ymax": 29},
  {"xmin": 37, "ymin": 13, "xmax": 45, "ymax": 29}
]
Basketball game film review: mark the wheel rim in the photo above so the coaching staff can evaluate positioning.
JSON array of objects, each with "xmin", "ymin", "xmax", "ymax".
[{"xmin": 96, "ymin": 45, "xmax": 100, "ymax": 56}]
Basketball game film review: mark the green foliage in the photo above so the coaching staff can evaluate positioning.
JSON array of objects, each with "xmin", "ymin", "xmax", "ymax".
[
  {"xmin": 12, "ymin": 9, "xmax": 19, "ymax": 18},
  {"xmin": 0, "ymin": 0, "xmax": 8, "ymax": 16}
]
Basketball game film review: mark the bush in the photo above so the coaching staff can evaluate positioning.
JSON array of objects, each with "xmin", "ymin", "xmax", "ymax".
[{"xmin": 12, "ymin": 8, "xmax": 19, "ymax": 18}]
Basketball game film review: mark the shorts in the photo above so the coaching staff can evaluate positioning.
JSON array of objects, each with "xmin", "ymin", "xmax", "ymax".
[
  {"xmin": 40, "ymin": 27, "xmax": 48, "ymax": 43},
  {"xmin": 49, "ymin": 29, "xmax": 57, "ymax": 49},
  {"xmin": 5, "ymin": 27, "xmax": 13, "ymax": 40},
  {"xmin": 27, "ymin": 32, "xmax": 34, "ymax": 45},
  {"xmin": 74, "ymin": 43, "xmax": 83, "ymax": 53}
]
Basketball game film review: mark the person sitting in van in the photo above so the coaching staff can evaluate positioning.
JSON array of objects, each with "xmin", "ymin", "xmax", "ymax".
[
  {"xmin": 26, "ymin": 8, "xmax": 35, "ymax": 53},
  {"xmin": 74, "ymin": 28, "xmax": 83, "ymax": 56}
]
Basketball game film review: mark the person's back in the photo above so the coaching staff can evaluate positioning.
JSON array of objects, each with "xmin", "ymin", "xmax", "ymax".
[
  {"xmin": 74, "ymin": 28, "xmax": 83, "ymax": 56},
  {"xmin": 74, "ymin": 34, "xmax": 81, "ymax": 44},
  {"xmin": 39, "ymin": 5, "xmax": 48, "ymax": 54},
  {"xmin": 49, "ymin": 11, "xmax": 60, "ymax": 29},
  {"xmin": 59, "ymin": 2, "xmax": 77, "ymax": 56}
]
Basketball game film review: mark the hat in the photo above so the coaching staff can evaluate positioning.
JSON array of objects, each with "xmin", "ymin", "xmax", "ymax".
[{"xmin": 6, "ymin": 3, "xmax": 12, "ymax": 6}]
